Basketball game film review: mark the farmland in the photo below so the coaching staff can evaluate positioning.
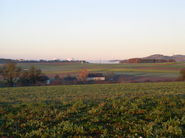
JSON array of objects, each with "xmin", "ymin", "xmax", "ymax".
[
  {"xmin": 14, "ymin": 62, "xmax": 185, "ymax": 82},
  {"xmin": 0, "ymin": 62, "xmax": 184, "ymax": 81},
  {"xmin": 0, "ymin": 82, "xmax": 185, "ymax": 137},
  {"xmin": 17, "ymin": 62, "xmax": 185, "ymax": 75}
]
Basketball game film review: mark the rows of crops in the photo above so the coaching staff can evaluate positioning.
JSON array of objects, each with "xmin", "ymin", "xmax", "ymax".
[{"xmin": 0, "ymin": 82, "xmax": 185, "ymax": 137}]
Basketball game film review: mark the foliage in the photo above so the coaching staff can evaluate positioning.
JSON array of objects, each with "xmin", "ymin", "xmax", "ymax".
[
  {"xmin": 0, "ymin": 63, "xmax": 48, "ymax": 87},
  {"xmin": 77, "ymin": 69, "xmax": 89, "ymax": 82},
  {"xmin": 19, "ymin": 66, "xmax": 47, "ymax": 86},
  {"xmin": 0, "ymin": 82, "xmax": 185, "ymax": 137},
  {"xmin": 0, "ymin": 62, "xmax": 22, "ymax": 86}
]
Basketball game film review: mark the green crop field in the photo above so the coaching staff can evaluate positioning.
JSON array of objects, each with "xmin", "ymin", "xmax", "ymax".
[
  {"xmin": 0, "ymin": 82, "xmax": 185, "ymax": 137},
  {"xmin": 16, "ymin": 62, "xmax": 185, "ymax": 79}
]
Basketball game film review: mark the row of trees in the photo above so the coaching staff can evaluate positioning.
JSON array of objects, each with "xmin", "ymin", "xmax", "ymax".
[
  {"xmin": 0, "ymin": 63, "xmax": 48, "ymax": 87},
  {"xmin": 0, "ymin": 63, "xmax": 94, "ymax": 87},
  {"xmin": 0, "ymin": 63, "xmax": 101, "ymax": 87}
]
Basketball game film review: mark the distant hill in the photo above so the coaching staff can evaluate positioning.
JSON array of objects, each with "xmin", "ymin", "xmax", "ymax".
[
  {"xmin": 144, "ymin": 54, "xmax": 172, "ymax": 60},
  {"xmin": 172, "ymin": 55, "xmax": 185, "ymax": 62},
  {"xmin": 144, "ymin": 54, "xmax": 185, "ymax": 62},
  {"xmin": 119, "ymin": 54, "xmax": 185, "ymax": 63}
]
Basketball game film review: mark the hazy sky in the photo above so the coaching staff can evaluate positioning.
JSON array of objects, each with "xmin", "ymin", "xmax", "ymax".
[{"xmin": 0, "ymin": 0, "xmax": 185, "ymax": 60}]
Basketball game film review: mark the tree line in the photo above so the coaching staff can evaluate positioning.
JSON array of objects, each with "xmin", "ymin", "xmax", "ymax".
[
  {"xmin": 0, "ymin": 58, "xmax": 88, "ymax": 64},
  {"xmin": 0, "ymin": 63, "xmax": 104, "ymax": 87},
  {"xmin": 0, "ymin": 63, "xmax": 48, "ymax": 87},
  {"xmin": 0, "ymin": 63, "xmax": 97, "ymax": 87}
]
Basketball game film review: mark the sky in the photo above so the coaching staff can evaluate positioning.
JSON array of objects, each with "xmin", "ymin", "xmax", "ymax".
[{"xmin": 0, "ymin": 0, "xmax": 185, "ymax": 60}]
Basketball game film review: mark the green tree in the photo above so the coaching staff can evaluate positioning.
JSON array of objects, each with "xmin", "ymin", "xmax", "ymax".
[
  {"xmin": 0, "ymin": 62, "xmax": 22, "ymax": 87},
  {"xmin": 19, "ymin": 66, "xmax": 46, "ymax": 85},
  {"xmin": 28, "ymin": 66, "xmax": 42, "ymax": 84}
]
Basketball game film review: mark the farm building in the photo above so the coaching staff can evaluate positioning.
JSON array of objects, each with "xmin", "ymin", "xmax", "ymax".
[{"xmin": 87, "ymin": 73, "xmax": 105, "ymax": 81}]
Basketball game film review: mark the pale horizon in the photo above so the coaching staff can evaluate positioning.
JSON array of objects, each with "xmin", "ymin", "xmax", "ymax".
[{"xmin": 1, "ymin": 0, "xmax": 185, "ymax": 60}]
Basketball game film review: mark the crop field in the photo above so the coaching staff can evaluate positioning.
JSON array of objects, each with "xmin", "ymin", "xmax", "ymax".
[
  {"xmin": 17, "ymin": 62, "xmax": 185, "ymax": 79},
  {"xmin": 0, "ymin": 82, "xmax": 185, "ymax": 137}
]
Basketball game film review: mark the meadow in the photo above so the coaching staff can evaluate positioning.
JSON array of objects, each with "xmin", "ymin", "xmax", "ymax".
[
  {"xmin": 0, "ymin": 82, "xmax": 185, "ymax": 137},
  {"xmin": 18, "ymin": 62, "xmax": 185, "ymax": 79}
]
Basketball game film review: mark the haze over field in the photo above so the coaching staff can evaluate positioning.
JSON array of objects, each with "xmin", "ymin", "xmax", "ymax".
[{"xmin": 0, "ymin": 0, "xmax": 185, "ymax": 60}]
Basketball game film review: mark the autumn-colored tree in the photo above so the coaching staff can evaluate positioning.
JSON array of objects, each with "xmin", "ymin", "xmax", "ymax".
[
  {"xmin": 0, "ymin": 62, "xmax": 22, "ymax": 87},
  {"xmin": 77, "ymin": 69, "xmax": 89, "ymax": 82}
]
